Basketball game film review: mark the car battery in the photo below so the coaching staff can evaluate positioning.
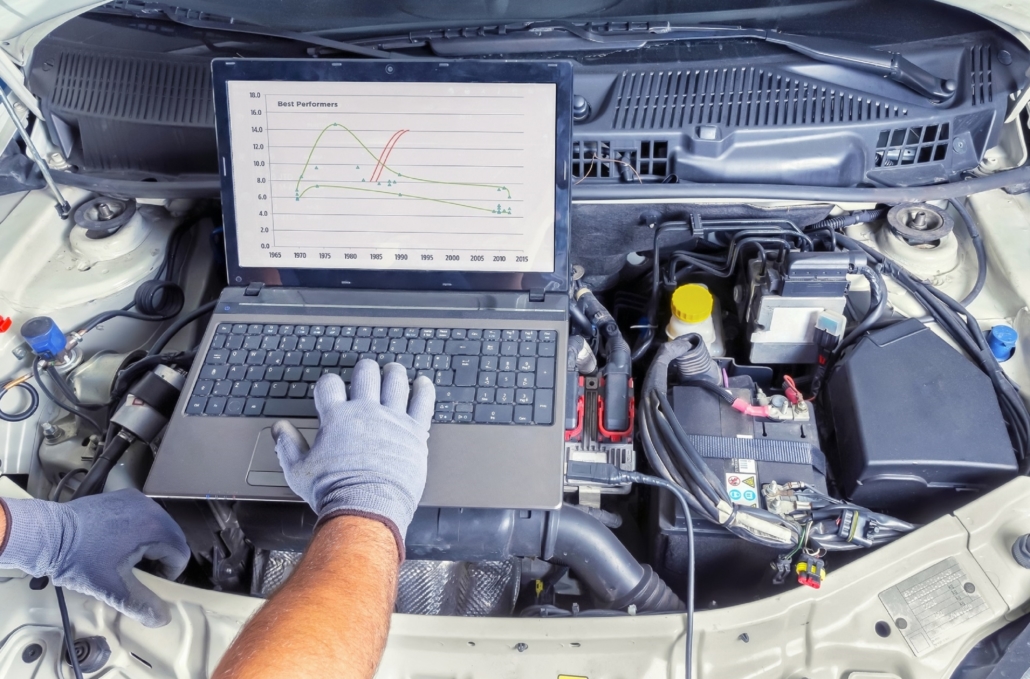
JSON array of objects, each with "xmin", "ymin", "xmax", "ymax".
[{"xmin": 652, "ymin": 375, "xmax": 828, "ymax": 602}]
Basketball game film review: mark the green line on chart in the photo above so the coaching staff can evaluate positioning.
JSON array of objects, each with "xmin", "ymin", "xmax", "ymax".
[
  {"xmin": 296, "ymin": 184, "xmax": 500, "ymax": 213},
  {"xmin": 293, "ymin": 122, "xmax": 512, "ymax": 199}
]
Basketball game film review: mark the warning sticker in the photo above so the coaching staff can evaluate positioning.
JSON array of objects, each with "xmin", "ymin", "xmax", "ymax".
[
  {"xmin": 725, "ymin": 473, "xmax": 759, "ymax": 507},
  {"xmin": 878, "ymin": 557, "xmax": 992, "ymax": 657}
]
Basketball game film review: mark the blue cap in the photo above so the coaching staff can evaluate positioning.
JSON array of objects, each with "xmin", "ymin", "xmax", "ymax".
[
  {"xmin": 20, "ymin": 316, "xmax": 67, "ymax": 360},
  {"xmin": 988, "ymin": 324, "xmax": 1018, "ymax": 362}
]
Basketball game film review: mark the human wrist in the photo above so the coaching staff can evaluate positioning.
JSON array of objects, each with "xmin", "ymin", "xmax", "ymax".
[{"xmin": 0, "ymin": 498, "xmax": 68, "ymax": 576}]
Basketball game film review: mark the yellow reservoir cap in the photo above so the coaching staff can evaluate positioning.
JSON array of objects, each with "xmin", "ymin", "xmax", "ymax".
[{"xmin": 671, "ymin": 284, "xmax": 713, "ymax": 323}]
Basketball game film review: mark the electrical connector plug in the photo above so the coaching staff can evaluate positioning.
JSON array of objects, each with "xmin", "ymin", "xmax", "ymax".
[
  {"xmin": 565, "ymin": 460, "xmax": 633, "ymax": 487},
  {"xmin": 796, "ymin": 554, "xmax": 826, "ymax": 589}
]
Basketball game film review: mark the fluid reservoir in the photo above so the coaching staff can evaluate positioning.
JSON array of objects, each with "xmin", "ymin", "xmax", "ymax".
[{"xmin": 666, "ymin": 284, "xmax": 725, "ymax": 357}]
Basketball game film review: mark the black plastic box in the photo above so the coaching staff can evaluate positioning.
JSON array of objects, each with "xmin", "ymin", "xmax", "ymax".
[{"xmin": 827, "ymin": 319, "xmax": 1017, "ymax": 514}]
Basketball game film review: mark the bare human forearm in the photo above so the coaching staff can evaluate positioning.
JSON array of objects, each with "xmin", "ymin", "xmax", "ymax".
[{"xmin": 213, "ymin": 516, "xmax": 400, "ymax": 679}]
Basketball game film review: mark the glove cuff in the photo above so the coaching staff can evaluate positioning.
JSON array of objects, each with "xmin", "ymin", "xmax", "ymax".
[
  {"xmin": 317, "ymin": 485, "xmax": 414, "ymax": 562},
  {"xmin": 0, "ymin": 498, "xmax": 69, "ymax": 577}
]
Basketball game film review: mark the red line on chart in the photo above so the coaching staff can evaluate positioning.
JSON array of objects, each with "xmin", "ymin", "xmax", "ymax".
[{"xmin": 370, "ymin": 129, "xmax": 408, "ymax": 182}]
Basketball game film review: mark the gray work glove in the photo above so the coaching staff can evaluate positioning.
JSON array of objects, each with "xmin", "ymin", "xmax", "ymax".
[
  {"xmin": 0, "ymin": 488, "xmax": 190, "ymax": 627},
  {"xmin": 272, "ymin": 360, "xmax": 435, "ymax": 558}
]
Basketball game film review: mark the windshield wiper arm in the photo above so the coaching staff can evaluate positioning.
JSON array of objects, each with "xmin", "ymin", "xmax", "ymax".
[
  {"xmin": 426, "ymin": 22, "xmax": 956, "ymax": 102},
  {"xmin": 95, "ymin": 2, "xmax": 412, "ymax": 60}
]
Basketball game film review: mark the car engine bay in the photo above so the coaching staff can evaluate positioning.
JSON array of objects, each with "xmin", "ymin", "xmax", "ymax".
[{"xmin": 3, "ymin": 0, "xmax": 1030, "ymax": 629}]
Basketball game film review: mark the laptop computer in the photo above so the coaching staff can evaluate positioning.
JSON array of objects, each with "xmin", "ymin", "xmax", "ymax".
[{"xmin": 144, "ymin": 59, "xmax": 572, "ymax": 510}]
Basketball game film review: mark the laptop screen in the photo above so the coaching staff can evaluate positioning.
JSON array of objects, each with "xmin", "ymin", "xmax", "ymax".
[{"xmin": 212, "ymin": 60, "xmax": 571, "ymax": 293}]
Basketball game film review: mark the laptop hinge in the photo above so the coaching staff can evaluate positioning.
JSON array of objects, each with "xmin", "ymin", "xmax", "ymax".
[
  {"xmin": 529, "ymin": 288, "xmax": 546, "ymax": 302},
  {"xmin": 244, "ymin": 282, "xmax": 265, "ymax": 297}
]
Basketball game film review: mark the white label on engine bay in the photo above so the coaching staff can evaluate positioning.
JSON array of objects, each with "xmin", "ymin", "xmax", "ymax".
[
  {"xmin": 725, "ymin": 472, "xmax": 759, "ymax": 507},
  {"xmin": 878, "ymin": 557, "xmax": 991, "ymax": 657},
  {"xmin": 735, "ymin": 458, "xmax": 757, "ymax": 474}
]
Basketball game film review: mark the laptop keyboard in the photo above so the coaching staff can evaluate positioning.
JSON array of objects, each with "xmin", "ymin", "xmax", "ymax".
[{"xmin": 184, "ymin": 323, "xmax": 557, "ymax": 425}]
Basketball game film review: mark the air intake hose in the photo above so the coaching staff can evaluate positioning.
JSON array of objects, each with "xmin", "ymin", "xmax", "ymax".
[{"xmin": 405, "ymin": 504, "xmax": 684, "ymax": 612}]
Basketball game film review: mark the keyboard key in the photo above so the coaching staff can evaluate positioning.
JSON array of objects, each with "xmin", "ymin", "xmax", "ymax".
[
  {"xmin": 540, "ymin": 330, "xmax": 557, "ymax": 342},
  {"xmin": 269, "ymin": 382, "xmax": 289, "ymax": 398},
  {"xmin": 414, "ymin": 354, "xmax": 432, "ymax": 370},
  {"xmin": 278, "ymin": 325, "xmax": 294, "ymax": 335},
  {"xmin": 436, "ymin": 402, "xmax": 454, "ymax": 412},
  {"xmin": 246, "ymin": 366, "xmax": 265, "ymax": 381},
  {"xmin": 373, "ymin": 327, "xmax": 388, "ymax": 337},
  {"xmin": 311, "ymin": 325, "xmax": 325, "ymax": 336},
  {"xmin": 396, "ymin": 354, "xmax": 414, "ymax": 368},
  {"xmin": 516, "ymin": 389, "xmax": 534, "ymax": 405},
  {"xmin": 376, "ymin": 353, "xmax": 395, "ymax": 366},
  {"xmin": 334, "ymin": 337, "xmax": 353, "ymax": 352},
  {"xmin": 535, "ymin": 389, "xmax": 554, "ymax": 424},
  {"xmin": 389, "ymin": 338, "xmax": 408, "ymax": 353},
  {"xmin": 247, "ymin": 349, "xmax": 266, "ymax": 365},
  {"xmin": 517, "ymin": 373, "xmax": 535, "ymax": 388},
  {"xmin": 194, "ymin": 379, "xmax": 214, "ymax": 397},
  {"xmin": 228, "ymin": 349, "xmax": 247, "ymax": 365},
  {"xmin": 453, "ymin": 356, "xmax": 479, "ymax": 387},
  {"xmin": 436, "ymin": 328, "xmax": 450, "ymax": 339},
  {"xmin": 416, "ymin": 369, "xmax": 434, "ymax": 381},
  {"xmin": 263, "ymin": 399, "xmax": 317, "ymax": 418},
  {"xmin": 426, "ymin": 339, "xmax": 445, "ymax": 354},
  {"xmin": 232, "ymin": 324, "xmax": 248, "ymax": 334},
  {"xmin": 243, "ymin": 335, "xmax": 262, "ymax": 351},
  {"xmin": 316, "ymin": 336, "xmax": 335, "ymax": 352},
  {"xmin": 476, "ymin": 388, "xmax": 495, "ymax": 403},
  {"xmin": 404, "ymin": 327, "xmax": 420, "ymax": 339},
  {"xmin": 211, "ymin": 334, "xmax": 227, "ymax": 349},
  {"xmin": 247, "ymin": 324, "xmax": 263, "ymax": 335},
  {"xmin": 474, "ymin": 404, "xmax": 513, "ymax": 423},
  {"xmin": 500, "ymin": 342, "xmax": 518, "ymax": 356},
  {"xmin": 281, "ymin": 335, "xmax": 299, "ymax": 351},
  {"xmin": 432, "ymin": 354, "xmax": 451, "ymax": 370},
  {"xmin": 420, "ymin": 328, "xmax": 435, "ymax": 339},
  {"xmin": 288, "ymin": 382, "xmax": 308, "ymax": 398},
  {"xmin": 226, "ymin": 398, "xmax": 246, "ymax": 416},
  {"xmin": 205, "ymin": 396, "xmax": 227, "ymax": 415},
  {"xmin": 371, "ymin": 338, "xmax": 390, "ymax": 353},
  {"xmin": 186, "ymin": 396, "xmax": 207, "ymax": 415},
  {"xmin": 284, "ymin": 367, "xmax": 304, "ymax": 381},
  {"xmin": 497, "ymin": 372, "xmax": 515, "ymax": 388},
  {"xmin": 445, "ymin": 340, "xmax": 481, "ymax": 355},
  {"xmin": 326, "ymin": 326, "xmax": 341, "ymax": 336},
  {"xmin": 303, "ymin": 367, "xmax": 321, "ymax": 381},
  {"xmin": 265, "ymin": 366, "xmax": 285, "ymax": 381},
  {"xmin": 216, "ymin": 323, "xmax": 233, "ymax": 334},
  {"xmin": 518, "ymin": 357, "xmax": 536, "ymax": 372},
  {"xmin": 408, "ymin": 339, "xmax": 426, "ymax": 354},
  {"xmin": 514, "ymin": 405, "xmax": 533, "ymax": 424},
  {"xmin": 498, "ymin": 357, "xmax": 517, "ymax": 372},
  {"xmin": 201, "ymin": 365, "xmax": 229, "ymax": 380},
  {"xmin": 434, "ymin": 370, "xmax": 454, "ymax": 386},
  {"xmin": 454, "ymin": 412, "xmax": 473, "ymax": 423},
  {"xmin": 302, "ymin": 351, "xmax": 321, "ymax": 366},
  {"xmin": 434, "ymin": 411, "xmax": 453, "ymax": 423},
  {"xmin": 339, "ymin": 352, "xmax": 359, "ymax": 368},
  {"xmin": 478, "ymin": 372, "xmax": 496, "ymax": 387},
  {"xmin": 298, "ymin": 336, "xmax": 316, "ymax": 352},
  {"xmin": 496, "ymin": 388, "xmax": 514, "ymax": 404},
  {"xmin": 483, "ymin": 330, "xmax": 500, "ymax": 341},
  {"xmin": 228, "ymin": 365, "xmax": 247, "ymax": 381},
  {"xmin": 537, "ymin": 358, "xmax": 556, "ymax": 388},
  {"xmin": 206, "ymin": 349, "xmax": 229, "ymax": 365},
  {"xmin": 266, "ymin": 351, "xmax": 285, "ymax": 366},
  {"xmin": 357, "ymin": 326, "xmax": 372, "ymax": 337},
  {"xmin": 538, "ymin": 342, "xmax": 556, "ymax": 357},
  {"xmin": 521, "ymin": 330, "xmax": 537, "ymax": 341},
  {"xmin": 353, "ymin": 337, "xmax": 372, "ymax": 352},
  {"xmin": 482, "ymin": 341, "xmax": 499, "ymax": 355},
  {"xmin": 519, "ymin": 341, "xmax": 536, "ymax": 356},
  {"xmin": 231, "ymin": 381, "xmax": 251, "ymax": 397},
  {"xmin": 467, "ymin": 329, "xmax": 482, "ymax": 340},
  {"xmin": 250, "ymin": 381, "xmax": 270, "ymax": 397},
  {"xmin": 388, "ymin": 327, "xmax": 404, "ymax": 338},
  {"xmin": 340, "ymin": 326, "xmax": 356, "ymax": 337},
  {"xmin": 261, "ymin": 335, "xmax": 281, "ymax": 350},
  {"xmin": 226, "ymin": 335, "xmax": 244, "ymax": 350},
  {"xmin": 284, "ymin": 351, "xmax": 303, "ymax": 366},
  {"xmin": 245, "ymin": 399, "xmax": 265, "ymax": 416},
  {"xmin": 321, "ymin": 352, "xmax": 340, "ymax": 367},
  {"xmin": 212, "ymin": 380, "xmax": 232, "ymax": 396},
  {"xmin": 295, "ymin": 325, "xmax": 310, "ymax": 336},
  {"xmin": 481, "ymin": 356, "xmax": 498, "ymax": 371},
  {"xmin": 502, "ymin": 330, "xmax": 519, "ymax": 341},
  {"xmin": 451, "ymin": 328, "xmax": 466, "ymax": 339},
  {"xmin": 455, "ymin": 403, "xmax": 474, "ymax": 413}
]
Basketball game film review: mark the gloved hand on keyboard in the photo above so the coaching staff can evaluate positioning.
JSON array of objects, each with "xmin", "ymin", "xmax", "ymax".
[
  {"xmin": 271, "ymin": 359, "xmax": 436, "ymax": 558},
  {"xmin": 0, "ymin": 489, "xmax": 191, "ymax": 627}
]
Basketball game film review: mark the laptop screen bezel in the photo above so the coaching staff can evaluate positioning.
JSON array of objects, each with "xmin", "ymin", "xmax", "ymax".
[{"xmin": 212, "ymin": 58, "xmax": 571, "ymax": 293}]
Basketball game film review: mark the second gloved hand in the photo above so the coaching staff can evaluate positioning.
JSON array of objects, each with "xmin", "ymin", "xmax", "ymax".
[
  {"xmin": 0, "ymin": 489, "xmax": 190, "ymax": 627},
  {"xmin": 272, "ymin": 360, "xmax": 435, "ymax": 558}
]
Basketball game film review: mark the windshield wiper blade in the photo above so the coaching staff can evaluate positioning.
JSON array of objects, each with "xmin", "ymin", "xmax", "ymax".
[
  {"xmin": 96, "ymin": 1, "xmax": 412, "ymax": 60},
  {"xmin": 426, "ymin": 22, "xmax": 956, "ymax": 102}
]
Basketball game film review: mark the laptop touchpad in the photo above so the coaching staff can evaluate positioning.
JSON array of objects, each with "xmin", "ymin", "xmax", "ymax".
[{"xmin": 248, "ymin": 427, "xmax": 316, "ymax": 486}]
